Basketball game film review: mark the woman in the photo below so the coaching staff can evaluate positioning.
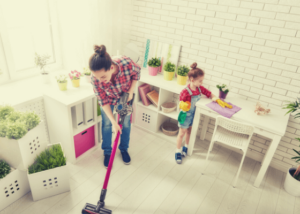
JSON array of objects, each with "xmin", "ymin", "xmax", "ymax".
[{"xmin": 89, "ymin": 45, "xmax": 141, "ymax": 168}]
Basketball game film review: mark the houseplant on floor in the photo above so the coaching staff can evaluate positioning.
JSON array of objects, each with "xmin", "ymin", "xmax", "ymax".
[
  {"xmin": 283, "ymin": 98, "xmax": 300, "ymax": 196},
  {"xmin": 55, "ymin": 75, "xmax": 68, "ymax": 91},
  {"xmin": 83, "ymin": 67, "xmax": 92, "ymax": 83},
  {"xmin": 0, "ymin": 159, "xmax": 30, "ymax": 211},
  {"xmin": 69, "ymin": 70, "xmax": 83, "ymax": 87},
  {"xmin": 34, "ymin": 52, "xmax": 51, "ymax": 84},
  {"xmin": 163, "ymin": 61, "xmax": 176, "ymax": 81},
  {"xmin": 217, "ymin": 84, "xmax": 230, "ymax": 99},
  {"xmin": 27, "ymin": 143, "xmax": 70, "ymax": 201},
  {"xmin": 0, "ymin": 105, "xmax": 47, "ymax": 171},
  {"xmin": 177, "ymin": 65, "xmax": 189, "ymax": 85},
  {"xmin": 147, "ymin": 57, "xmax": 161, "ymax": 76}
]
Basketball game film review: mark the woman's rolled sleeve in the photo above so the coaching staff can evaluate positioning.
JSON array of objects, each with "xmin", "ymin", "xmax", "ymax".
[{"xmin": 130, "ymin": 61, "xmax": 141, "ymax": 81}]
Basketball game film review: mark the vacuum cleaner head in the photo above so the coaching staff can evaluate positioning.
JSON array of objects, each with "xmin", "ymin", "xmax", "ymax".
[{"xmin": 82, "ymin": 203, "xmax": 112, "ymax": 214}]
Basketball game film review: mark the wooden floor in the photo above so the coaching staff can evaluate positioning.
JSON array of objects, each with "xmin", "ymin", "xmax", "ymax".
[{"xmin": 1, "ymin": 126, "xmax": 300, "ymax": 214}]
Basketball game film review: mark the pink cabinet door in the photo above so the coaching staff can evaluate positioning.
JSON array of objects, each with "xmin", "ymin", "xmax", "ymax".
[{"xmin": 74, "ymin": 126, "xmax": 95, "ymax": 158}]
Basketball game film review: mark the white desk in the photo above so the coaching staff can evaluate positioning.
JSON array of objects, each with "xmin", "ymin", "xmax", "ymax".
[{"xmin": 188, "ymin": 95, "xmax": 289, "ymax": 188}]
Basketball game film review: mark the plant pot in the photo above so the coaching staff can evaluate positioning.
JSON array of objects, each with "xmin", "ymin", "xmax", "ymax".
[
  {"xmin": 284, "ymin": 167, "xmax": 300, "ymax": 196},
  {"xmin": 219, "ymin": 90, "xmax": 228, "ymax": 99},
  {"xmin": 85, "ymin": 75, "xmax": 92, "ymax": 83},
  {"xmin": 0, "ymin": 168, "xmax": 30, "ymax": 211},
  {"xmin": 27, "ymin": 143, "xmax": 70, "ymax": 201},
  {"xmin": 72, "ymin": 79, "xmax": 80, "ymax": 87},
  {"xmin": 148, "ymin": 66, "xmax": 159, "ymax": 76},
  {"xmin": 57, "ymin": 82, "xmax": 67, "ymax": 91},
  {"xmin": 0, "ymin": 121, "xmax": 47, "ymax": 171},
  {"xmin": 164, "ymin": 70, "xmax": 174, "ymax": 81},
  {"xmin": 177, "ymin": 75, "xmax": 188, "ymax": 85},
  {"xmin": 41, "ymin": 74, "xmax": 51, "ymax": 84}
]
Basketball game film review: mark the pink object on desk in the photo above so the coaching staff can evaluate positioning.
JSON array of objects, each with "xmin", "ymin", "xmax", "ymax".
[
  {"xmin": 159, "ymin": 57, "xmax": 164, "ymax": 73},
  {"xmin": 74, "ymin": 126, "xmax": 95, "ymax": 158},
  {"xmin": 206, "ymin": 101, "xmax": 241, "ymax": 118}
]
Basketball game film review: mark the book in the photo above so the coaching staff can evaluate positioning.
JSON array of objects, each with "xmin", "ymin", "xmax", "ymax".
[
  {"xmin": 138, "ymin": 83, "xmax": 152, "ymax": 106},
  {"xmin": 147, "ymin": 90, "xmax": 159, "ymax": 107}
]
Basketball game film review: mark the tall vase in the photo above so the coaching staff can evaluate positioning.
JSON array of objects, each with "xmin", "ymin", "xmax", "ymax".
[{"xmin": 219, "ymin": 90, "xmax": 228, "ymax": 99}]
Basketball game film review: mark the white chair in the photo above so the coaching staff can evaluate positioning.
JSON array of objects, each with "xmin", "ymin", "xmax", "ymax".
[{"xmin": 203, "ymin": 115, "xmax": 254, "ymax": 188}]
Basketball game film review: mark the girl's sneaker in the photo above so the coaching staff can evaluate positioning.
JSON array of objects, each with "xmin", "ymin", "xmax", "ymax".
[
  {"xmin": 182, "ymin": 146, "xmax": 188, "ymax": 157},
  {"xmin": 175, "ymin": 152, "xmax": 182, "ymax": 164}
]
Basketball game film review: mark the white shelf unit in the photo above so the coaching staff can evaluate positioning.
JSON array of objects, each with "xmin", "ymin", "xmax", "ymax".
[
  {"xmin": 44, "ymin": 95, "xmax": 101, "ymax": 164},
  {"xmin": 134, "ymin": 70, "xmax": 186, "ymax": 144}
]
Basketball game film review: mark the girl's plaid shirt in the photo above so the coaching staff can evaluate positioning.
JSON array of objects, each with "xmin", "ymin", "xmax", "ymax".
[{"xmin": 91, "ymin": 56, "xmax": 141, "ymax": 106}]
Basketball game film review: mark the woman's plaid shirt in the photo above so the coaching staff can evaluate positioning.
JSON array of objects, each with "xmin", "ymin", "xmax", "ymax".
[{"xmin": 91, "ymin": 56, "xmax": 141, "ymax": 106}]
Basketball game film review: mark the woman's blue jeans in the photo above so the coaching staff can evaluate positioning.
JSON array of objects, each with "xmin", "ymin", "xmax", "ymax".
[{"xmin": 100, "ymin": 105, "xmax": 131, "ymax": 155}]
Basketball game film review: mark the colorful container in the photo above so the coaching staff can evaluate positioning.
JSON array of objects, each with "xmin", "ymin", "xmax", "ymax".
[
  {"xmin": 72, "ymin": 79, "xmax": 80, "ymax": 87},
  {"xmin": 148, "ymin": 66, "xmax": 159, "ymax": 76},
  {"xmin": 177, "ymin": 75, "xmax": 188, "ymax": 85},
  {"xmin": 57, "ymin": 82, "xmax": 67, "ymax": 91},
  {"xmin": 164, "ymin": 70, "xmax": 174, "ymax": 81}
]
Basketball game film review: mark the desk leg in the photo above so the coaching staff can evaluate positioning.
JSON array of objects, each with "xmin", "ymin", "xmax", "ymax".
[
  {"xmin": 254, "ymin": 135, "xmax": 281, "ymax": 188},
  {"xmin": 188, "ymin": 107, "xmax": 201, "ymax": 156},
  {"xmin": 200, "ymin": 115, "xmax": 210, "ymax": 141}
]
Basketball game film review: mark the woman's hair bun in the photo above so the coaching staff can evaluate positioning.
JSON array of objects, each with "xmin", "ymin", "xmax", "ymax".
[
  {"xmin": 190, "ymin": 62, "xmax": 197, "ymax": 69},
  {"xmin": 94, "ymin": 45, "xmax": 106, "ymax": 57}
]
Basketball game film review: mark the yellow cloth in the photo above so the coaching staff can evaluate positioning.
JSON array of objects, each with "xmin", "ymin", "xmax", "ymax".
[{"xmin": 216, "ymin": 99, "xmax": 232, "ymax": 109}]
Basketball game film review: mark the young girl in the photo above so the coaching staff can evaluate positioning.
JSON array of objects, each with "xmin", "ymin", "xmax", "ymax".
[
  {"xmin": 176, "ymin": 62, "xmax": 217, "ymax": 164},
  {"xmin": 89, "ymin": 45, "xmax": 141, "ymax": 168}
]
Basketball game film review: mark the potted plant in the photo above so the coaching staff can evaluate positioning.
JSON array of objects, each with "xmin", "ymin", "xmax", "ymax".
[
  {"xmin": 147, "ymin": 57, "xmax": 161, "ymax": 76},
  {"xmin": 163, "ymin": 61, "xmax": 176, "ymax": 81},
  {"xmin": 34, "ymin": 52, "xmax": 51, "ymax": 84},
  {"xmin": 27, "ymin": 143, "xmax": 70, "ymax": 201},
  {"xmin": 0, "ymin": 160, "xmax": 30, "ymax": 211},
  {"xmin": 216, "ymin": 84, "xmax": 230, "ymax": 99},
  {"xmin": 283, "ymin": 98, "xmax": 300, "ymax": 196},
  {"xmin": 69, "ymin": 70, "xmax": 83, "ymax": 87},
  {"xmin": 0, "ymin": 105, "xmax": 47, "ymax": 171},
  {"xmin": 177, "ymin": 65, "xmax": 189, "ymax": 85},
  {"xmin": 55, "ymin": 75, "xmax": 68, "ymax": 91},
  {"xmin": 83, "ymin": 67, "xmax": 92, "ymax": 83}
]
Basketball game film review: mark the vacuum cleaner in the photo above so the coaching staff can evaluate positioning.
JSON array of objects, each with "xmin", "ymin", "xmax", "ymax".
[{"xmin": 82, "ymin": 92, "xmax": 135, "ymax": 214}]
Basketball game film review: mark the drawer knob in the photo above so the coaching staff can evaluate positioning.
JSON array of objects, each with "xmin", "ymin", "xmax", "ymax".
[{"xmin": 82, "ymin": 131, "xmax": 87, "ymax": 135}]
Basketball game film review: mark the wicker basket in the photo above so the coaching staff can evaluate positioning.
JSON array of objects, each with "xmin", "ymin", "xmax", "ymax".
[
  {"xmin": 161, "ymin": 102, "xmax": 177, "ymax": 113},
  {"xmin": 161, "ymin": 121, "xmax": 179, "ymax": 136}
]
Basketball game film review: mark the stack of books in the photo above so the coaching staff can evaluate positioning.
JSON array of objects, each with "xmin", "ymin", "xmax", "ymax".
[{"xmin": 138, "ymin": 83, "xmax": 152, "ymax": 106}]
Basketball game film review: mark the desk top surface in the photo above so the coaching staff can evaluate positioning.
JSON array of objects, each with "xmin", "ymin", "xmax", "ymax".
[{"xmin": 196, "ymin": 96, "xmax": 290, "ymax": 136}]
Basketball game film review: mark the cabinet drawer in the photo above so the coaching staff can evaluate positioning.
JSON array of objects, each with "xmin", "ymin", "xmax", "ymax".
[{"xmin": 74, "ymin": 126, "xmax": 95, "ymax": 158}]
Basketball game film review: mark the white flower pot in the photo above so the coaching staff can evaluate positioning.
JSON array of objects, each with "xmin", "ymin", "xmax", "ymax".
[
  {"xmin": 85, "ymin": 75, "xmax": 92, "ymax": 83},
  {"xmin": 41, "ymin": 74, "xmax": 51, "ymax": 84},
  {"xmin": 284, "ymin": 167, "xmax": 300, "ymax": 196},
  {"xmin": 27, "ymin": 143, "xmax": 70, "ymax": 201},
  {"xmin": 0, "ymin": 121, "xmax": 47, "ymax": 171},
  {"xmin": 0, "ymin": 168, "xmax": 30, "ymax": 211}
]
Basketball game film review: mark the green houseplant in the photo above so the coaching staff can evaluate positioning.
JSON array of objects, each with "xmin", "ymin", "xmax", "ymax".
[
  {"xmin": 0, "ymin": 160, "xmax": 11, "ymax": 179},
  {"xmin": 216, "ymin": 84, "xmax": 231, "ymax": 99},
  {"xmin": 147, "ymin": 57, "xmax": 161, "ymax": 76},
  {"xmin": 27, "ymin": 143, "xmax": 70, "ymax": 201},
  {"xmin": 177, "ymin": 65, "xmax": 189, "ymax": 85},
  {"xmin": 28, "ymin": 144, "xmax": 66, "ymax": 174},
  {"xmin": 34, "ymin": 52, "xmax": 51, "ymax": 84},
  {"xmin": 163, "ymin": 61, "xmax": 176, "ymax": 81},
  {"xmin": 0, "ymin": 105, "xmax": 15, "ymax": 121},
  {"xmin": 283, "ymin": 98, "xmax": 300, "ymax": 196},
  {"xmin": 55, "ymin": 74, "xmax": 68, "ymax": 91},
  {"xmin": 83, "ymin": 67, "xmax": 92, "ymax": 83}
]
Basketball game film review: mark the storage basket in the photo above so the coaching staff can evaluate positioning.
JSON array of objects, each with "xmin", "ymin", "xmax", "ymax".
[
  {"xmin": 161, "ymin": 121, "xmax": 179, "ymax": 136},
  {"xmin": 161, "ymin": 102, "xmax": 177, "ymax": 113}
]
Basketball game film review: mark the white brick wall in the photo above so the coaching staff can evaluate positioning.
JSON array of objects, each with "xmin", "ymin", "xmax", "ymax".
[{"xmin": 131, "ymin": 0, "xmax": 300, "ymax": 172}]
